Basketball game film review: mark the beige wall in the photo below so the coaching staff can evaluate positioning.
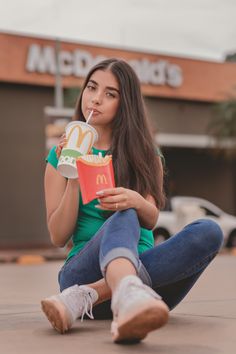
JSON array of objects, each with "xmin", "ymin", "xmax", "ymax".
[
  {"xmin": 0, "ymin": 83, "xmax": 52, "ymax": 248},
  {"xmin": 146, "ymin": 97, "xmax": 214, "ymax": 135},
  {"xmin": 162, "ymin": 147, "xmax": 236, "ymax": 214},
  {"xmin": 146, "ymin": 97, "xmax": 236, "ymax": 214}
]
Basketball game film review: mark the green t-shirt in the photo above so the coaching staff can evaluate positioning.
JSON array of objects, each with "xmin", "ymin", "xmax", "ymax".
[{"xmin": 46, "ymin": 146, "xmax": 154, "ymax": 261}]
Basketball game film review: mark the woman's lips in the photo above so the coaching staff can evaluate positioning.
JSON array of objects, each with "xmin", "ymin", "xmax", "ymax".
[{"xmin": 88, "ymin": 109, "xmax": 101, "ymax": 115}]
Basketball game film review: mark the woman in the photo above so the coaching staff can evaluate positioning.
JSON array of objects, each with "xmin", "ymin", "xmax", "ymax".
[{"xmin": 41, "ymin": 58, "xmax": 223, "ymax": 343}]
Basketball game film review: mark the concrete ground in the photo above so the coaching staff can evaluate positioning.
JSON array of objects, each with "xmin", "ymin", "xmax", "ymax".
[{"xmin": 0, "ymin": 253, "xmax": 235, "ymax": 354}]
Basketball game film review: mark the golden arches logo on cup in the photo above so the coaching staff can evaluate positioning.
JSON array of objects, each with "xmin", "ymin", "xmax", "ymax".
[
  {"xmin": 57, "ymin": 121, "xmax": 98, "ymax": 179},
  {"xmin": 96, "ymin": 174, "xmax": 108, "ymax": 185},
  {"xmin": 66, "ymin": 125, "xmax": 95, "ymax": 153}
]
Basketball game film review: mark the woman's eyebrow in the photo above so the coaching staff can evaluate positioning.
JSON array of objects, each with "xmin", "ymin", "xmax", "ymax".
[
  {"xmin": 88, "ymin": 79, "xmax": 97, "ymax": 85},
  {"xmin": 88, "ymin": 79, "xmax": 119, "ymax": 93},
  {"xmin": 106, "ymin": 86, "xmax": 120, "ymax": 94}
]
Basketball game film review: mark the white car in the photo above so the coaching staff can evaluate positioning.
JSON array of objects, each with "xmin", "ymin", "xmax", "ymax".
[{"xmin": 153, "ymin": 196, "xmax": 236, "ymax": 248}]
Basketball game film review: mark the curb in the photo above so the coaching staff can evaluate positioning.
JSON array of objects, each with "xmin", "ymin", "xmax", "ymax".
[{"xmin": 0, "ymin": 249, "xmax": 66, "ymax": 264}]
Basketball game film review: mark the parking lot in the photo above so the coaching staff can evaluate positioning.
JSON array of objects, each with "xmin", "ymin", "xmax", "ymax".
[{"xmin": 0, "ymin": 251, "xmax": 236, "ymax": 354}]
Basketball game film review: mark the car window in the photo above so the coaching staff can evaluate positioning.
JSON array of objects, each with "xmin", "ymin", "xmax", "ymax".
[{"xmin": 200, "ymin": 206, "xmax": 219, "ymax": 217}]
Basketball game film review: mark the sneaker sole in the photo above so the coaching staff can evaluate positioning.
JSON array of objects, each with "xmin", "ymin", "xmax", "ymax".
[
  {"xmin": 41, "ymin": 299, "xmax": 72, "ymax": 334},
  {"xmin": 113, "ymin": 300, "xmax": 169, "ymax": 343}
]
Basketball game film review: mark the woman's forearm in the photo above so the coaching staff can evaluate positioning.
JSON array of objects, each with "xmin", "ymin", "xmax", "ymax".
[
  {"xmin": 48, "ymin": 179, "xmax": 80, "ymax": 247},
  {"xmin": 135, "ymin": 194, "xmax": 159, "ymax": 230}
]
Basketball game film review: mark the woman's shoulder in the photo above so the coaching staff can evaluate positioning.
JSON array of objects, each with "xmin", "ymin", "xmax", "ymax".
[{"xmin": 46, "ymin": 146, "xmax": 58, "ymax": 169}]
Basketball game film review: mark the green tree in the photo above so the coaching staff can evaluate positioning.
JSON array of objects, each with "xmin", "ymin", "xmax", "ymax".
[
  {"xmin": 208, "ymin": 95, "xmax": 236, "ymax": 155},
  {"xmin": 208, "ymin": 52, "xmax": 236, "ymax": 156},
  {"xmin": 210, "ymin": 92, "xmax": 236, "ymax": 140},
  {"xmin": 225, "ymin": 52, "xmax": 236, "ymax": 62}
]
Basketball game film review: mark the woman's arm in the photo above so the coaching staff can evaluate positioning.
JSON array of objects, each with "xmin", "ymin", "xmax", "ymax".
[
  {"xmin": 134, "ymin": 193, "xmax": 159, "ymax": 230},
  {"xmin": 44, "ymin": 163, "xmax": 80, "ymax": 247},
  {"xmin": 135, "ymin": 154, "xmax": 164, "ymax": 228},
  {"xmin": 96, "ymin": 188, "xmax": 158, "ymax": 229},
  {"xmin": 95, "ymin": 156, "xmax": 164, "ymax": 229}
]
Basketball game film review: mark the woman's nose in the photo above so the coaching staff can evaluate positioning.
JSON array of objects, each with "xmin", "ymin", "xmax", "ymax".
[{"xmin": 91, "ymin": 93, "xmax": 101, "ymax": 105}]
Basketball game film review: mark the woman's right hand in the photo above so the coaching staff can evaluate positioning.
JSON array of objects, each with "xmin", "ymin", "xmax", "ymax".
[{"xmin": 55, "ymin": 134, "xmax": 67, "ymax": 158}]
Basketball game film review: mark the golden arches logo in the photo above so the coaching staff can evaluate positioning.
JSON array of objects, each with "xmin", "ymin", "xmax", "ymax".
[
  {"xmin": 66, "ymin": 125, "xmax": 94, "ymax": 152},
  {"xmin": 96, "ymin": 174, "xmax": 108, "ymax": 185}
]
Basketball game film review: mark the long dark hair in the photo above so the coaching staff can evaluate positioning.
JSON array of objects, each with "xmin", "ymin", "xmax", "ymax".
[{"xmin": 74, "ymin": 58, "xmax": 165, "ymax": 209}]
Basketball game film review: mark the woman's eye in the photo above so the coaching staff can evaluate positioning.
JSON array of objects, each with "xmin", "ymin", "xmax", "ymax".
[
  {"xmin": 87, "ymin": 84, "xmax": 95, "ymax": 90},
  {"xmin": 106, "ymin": 92, "xmax": 115, "ymax": 98}
]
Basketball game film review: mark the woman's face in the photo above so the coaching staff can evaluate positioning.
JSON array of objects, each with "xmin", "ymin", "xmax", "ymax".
[{"xmin": 81, "ymin": 69, "xmax": 120, "ymax": 127}]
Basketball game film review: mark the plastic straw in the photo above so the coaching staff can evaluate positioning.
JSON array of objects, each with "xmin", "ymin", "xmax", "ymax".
[{"xmin": 86, "ymin": 110, "xmax": 94, "ymax": 125}]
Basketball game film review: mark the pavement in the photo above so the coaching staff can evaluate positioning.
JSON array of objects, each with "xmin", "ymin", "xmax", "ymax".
[{"xmin": 0, "ymin": 252, "xmax": 236, "ymax": 354}]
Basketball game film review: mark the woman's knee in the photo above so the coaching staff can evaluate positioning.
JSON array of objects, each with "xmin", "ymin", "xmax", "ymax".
[
  {"xmin": 107, "ymin": 208, "xmax": 139, "ymax": 233},
  {"xmin": 191, "ymin": 219, "xmax": 223, "ymax": 253},
  {"xmin": 115, "ymin": 208, "xmax": 138, "ymax": 221}
]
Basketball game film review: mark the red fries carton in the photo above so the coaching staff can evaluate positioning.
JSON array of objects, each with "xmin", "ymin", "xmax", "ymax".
[{"xmin": 76, "ymin": 154, "xmax": 115, "ymax": 204}]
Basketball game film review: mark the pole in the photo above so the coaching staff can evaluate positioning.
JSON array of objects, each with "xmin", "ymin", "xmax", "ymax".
[{"xmin": 54, "ymin": 39, "xmax": 64, "ymax": 109}]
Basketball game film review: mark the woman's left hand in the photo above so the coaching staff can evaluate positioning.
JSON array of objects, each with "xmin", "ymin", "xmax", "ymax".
[{"xmin": 95, "ymin": 187, "xmax": 142, "ymax": 211}]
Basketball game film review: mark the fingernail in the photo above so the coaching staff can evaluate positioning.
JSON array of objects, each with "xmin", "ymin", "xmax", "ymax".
[{"xmin": 96, "ymin": 191, "xmax": 104, "ymax": 196}]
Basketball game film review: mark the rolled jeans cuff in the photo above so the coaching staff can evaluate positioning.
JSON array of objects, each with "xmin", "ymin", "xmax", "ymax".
[
  {"xmin": 137, "ymin": 261, "xmax": 152, "ymax": 287},
  {"xmin": 100, "ymin": 247, "xmax": 152, "ymax": 287},
  {"xmin": 100, "ymin": 247, "xmax": 139, "ymax": 276}
]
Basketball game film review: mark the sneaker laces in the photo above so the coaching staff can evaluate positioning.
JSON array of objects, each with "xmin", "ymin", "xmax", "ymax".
[
  {"xmin": 79, "ymin": 289, "xmax": 94, "ymax": 321},
  {"xmin": 60, "ymin": 286, "xmax": 96, "ymax": 322}
]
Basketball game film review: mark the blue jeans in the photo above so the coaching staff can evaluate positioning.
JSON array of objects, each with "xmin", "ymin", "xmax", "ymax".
[{"xmin": 58, "ymin": 209, "xmax": 223, "ymax": 318}]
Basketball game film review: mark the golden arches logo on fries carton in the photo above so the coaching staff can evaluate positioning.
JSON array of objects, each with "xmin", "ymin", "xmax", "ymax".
[{"xmin": 76, "ymin": 154, "xmax": 115, "ymax": 204}]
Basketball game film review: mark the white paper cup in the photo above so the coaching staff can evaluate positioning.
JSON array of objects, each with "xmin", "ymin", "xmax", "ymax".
[{"xmin": 57, "ymin": 121, "xmax": 98, "ymax": 178}]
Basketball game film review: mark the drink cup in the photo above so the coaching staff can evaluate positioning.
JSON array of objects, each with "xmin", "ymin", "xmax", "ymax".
[{"xmin": 57, "ymin": 121, "xmax": 98, "ymax": 178}]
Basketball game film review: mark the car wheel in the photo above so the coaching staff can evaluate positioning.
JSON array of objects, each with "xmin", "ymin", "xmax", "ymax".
[
  {"xmin": 226, "ymin": 230, "xmax": 236, "ymax": 248},
  {"xmin": 153, "ymin": 228, "xmax": 170, "ymax": 245}
]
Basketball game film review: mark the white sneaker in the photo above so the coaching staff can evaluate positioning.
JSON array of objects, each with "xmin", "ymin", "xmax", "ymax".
[
  {"xmin": 41, "ymin": 285, "xmax": 98, "ymax": 334},
  {"xmin": 111, "ymin": 275, "xmax": 169, "ymax": 343}
]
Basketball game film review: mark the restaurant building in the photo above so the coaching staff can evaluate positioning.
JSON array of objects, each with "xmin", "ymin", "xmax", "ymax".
[{"xmin": 0, "ymin": 31, "xmax": 236, "ymax": 248}]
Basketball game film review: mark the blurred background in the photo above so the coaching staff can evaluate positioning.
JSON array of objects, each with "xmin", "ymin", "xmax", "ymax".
[{"xmin": 0, "ymin": 0, "xmax": 236, "ymax": 252}]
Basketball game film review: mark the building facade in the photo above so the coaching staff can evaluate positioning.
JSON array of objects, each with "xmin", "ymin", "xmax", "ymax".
[{"xmin": 0, "ymin": 32, "xmax": 236, "ymax": 248}]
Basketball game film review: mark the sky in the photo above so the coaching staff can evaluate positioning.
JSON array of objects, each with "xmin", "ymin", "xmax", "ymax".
[{"xmin": 0, "ymin": 0, "xmax": 236, "ymax": 62}]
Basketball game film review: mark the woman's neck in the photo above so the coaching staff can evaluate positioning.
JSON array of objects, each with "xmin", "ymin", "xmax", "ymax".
[{"xmin": 92, "ymin": 125, "xmax": 112, "ymax": 151}]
